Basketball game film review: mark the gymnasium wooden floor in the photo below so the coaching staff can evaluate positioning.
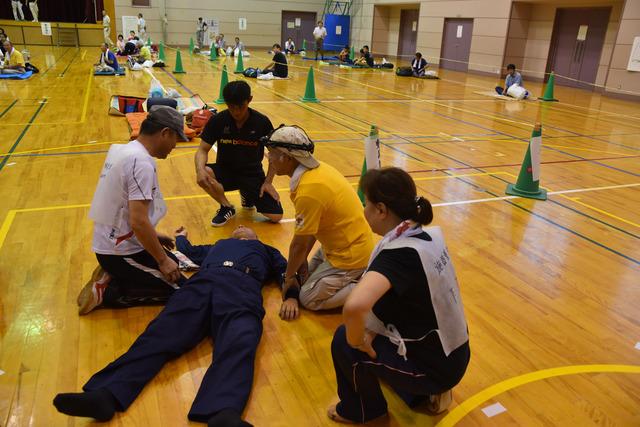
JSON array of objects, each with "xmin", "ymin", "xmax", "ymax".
[{"xmin": 0, "ymin": 45, "xmax": 639, "ymax": 427}]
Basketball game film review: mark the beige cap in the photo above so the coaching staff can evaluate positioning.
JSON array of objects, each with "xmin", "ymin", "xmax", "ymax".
[{"xmin": 270, "ymin": 126, "xmax": 320, "ymax": 169}]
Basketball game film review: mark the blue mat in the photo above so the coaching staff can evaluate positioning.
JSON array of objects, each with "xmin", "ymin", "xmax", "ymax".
[
  {"xmin": 302, "ymin": 56, "xmax": 338, "ymax": 61},
  {"xmin": 95, "ymin": 68, "xmax": 126, "ymax": 76},
  {"xmin": 0, "ymin": 71, "xmax": 33, "ymax": 79}
]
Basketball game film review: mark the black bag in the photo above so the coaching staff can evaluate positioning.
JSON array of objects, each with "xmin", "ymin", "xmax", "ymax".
[
  {"xmin": 396, "ymin": 66, "xmax": 412, "ymax": 76},
  {"xmin": 243, "ymin": 68, "xmax": 258, "ymax": 78},
  {"xmin": 25, "ymin": 63, "xmax": 39, "ymax": 73},
  {"xmin": 381, "ymin": 63, "xmax": 394, "ymax": 69}
]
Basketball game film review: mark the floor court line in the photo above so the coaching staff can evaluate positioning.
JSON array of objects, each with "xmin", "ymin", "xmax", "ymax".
[
  {"xmin": 39, "ymin": 47, "xmax": 72, "ymax": 76},
  {"xmin": 0, "ymin": 99, "xmax": 48, "ymax": 172},
  {"xmin": 435, "ymin": 364, "xmax": 640, "ymax": 427},
  {"xmin": 0, "ymin": 100, "xmax": 18, "ymax": 119},
  {"xmin": 1, "ymin": 180, "xmax": 637, "ymax": 252}
]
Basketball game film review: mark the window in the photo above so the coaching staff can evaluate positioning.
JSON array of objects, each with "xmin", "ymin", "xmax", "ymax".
[{"xmin": 132, "ymin": 0, "xmax": 150, "ymax": 6}]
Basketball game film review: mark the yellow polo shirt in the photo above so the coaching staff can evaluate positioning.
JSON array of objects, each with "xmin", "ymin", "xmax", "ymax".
[
  {"xmin": 8, "ymin": 48, "xmax": 25, "ymax": 68},
  {"xmin": 139, "ymin": 46, "xmax": 151, "ymax": 61},
  {"xmin": 291, "ymin": 162, "xmax": 374, "ymax": 270}
]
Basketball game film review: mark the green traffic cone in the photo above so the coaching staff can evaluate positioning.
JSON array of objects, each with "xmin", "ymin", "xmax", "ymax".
[
  {"xmin": 147, "ymin": 37, "xmax": 152, "ymax": 46},
  {"xmin": 302, "ymin": 39, "xmax": 307, "ymax": 51},
  {"xmin": 539, "ymin": 72, "xmax": 558, "ymax": 102},
  {"xmin": 173, "ymin": 48, "xmax": 186, "ymax": 74},
  {"xmin": 234, "ymin": 49, "xmax": 244, "ymax": 74},
  {"xmin": 357, "ymin": 125, "xmax": 379, "ymax": 204},
  {"xmin": 300, "ymin": 66, "xmax": 319, "ymax": 103},
  {"xmin": 214, "ymin": 65, "xmax": 229, "ymax": 105},
  {"xmin": 209, "ymin": 43, "xmax": 218, "ymax": 61},
  {"xmin": 349, "ymin": 45, "xmax": 355, "ymax": 61},
  {"xmin": 159, "ymin": 42, "xmax": 166, "ymax": 61},
  {"xmin": 189, "ymin": 37, "xmax": 195, "ymax": 54},
  {"xmin": 505, "ymin": 123, "xmax": 547, "ymax": 200}
]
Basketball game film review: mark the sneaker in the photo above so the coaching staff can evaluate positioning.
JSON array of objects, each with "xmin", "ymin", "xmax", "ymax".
[
  {"xmin": 211, "ymin": 205, "xmax": 236, "ymax": 227},
  {"xmin": 240, "ymin": 194, "xmax": 255, "ymax": 210},
  {"xmin": 426, "ymin": 389, "xmax": 452, "ymax": 414},
  {"xmin": 77, "ymin": 266, "xmax": 110, "ymax": 315}
]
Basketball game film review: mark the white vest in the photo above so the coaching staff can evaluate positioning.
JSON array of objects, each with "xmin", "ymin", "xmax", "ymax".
[{"xmin": 366, "ymin": 226, "xmax": 468, "ymax": 358}]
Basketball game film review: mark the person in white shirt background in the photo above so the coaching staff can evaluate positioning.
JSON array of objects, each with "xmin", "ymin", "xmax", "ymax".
[
  {"xmin": 137, "ymin": 13, "xmax": 146, "ymax": 42},
  {"xmin": 102, "ymin": 10, "xmax": 113, "ymax": 46},
  {"xmin": 312, "ymin": 20, "xmax": 327, "ymax": 60}
]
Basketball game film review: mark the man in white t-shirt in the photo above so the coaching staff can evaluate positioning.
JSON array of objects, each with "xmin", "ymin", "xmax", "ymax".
[
  {"xmin": 312, "ymin": 21, "xmax": 327, "ymax": 60},
  {"xmin": 102, "ymin": 10, "xmax": 113, "ymax": 46},
  {"xmin": 137, "ymin": 13, "xmax": 146, "ymax": 41},
  {"xmin": 77, "ymin": 106, "xmax": 189, "ymax": 315}
]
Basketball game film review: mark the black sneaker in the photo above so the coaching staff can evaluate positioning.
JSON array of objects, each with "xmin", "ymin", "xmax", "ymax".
[
  {"xmin": 211, "ymin": 205, "xmax": 236, "ymax": 227},
  {"xmin": 240, "ymin": 194, "xmax": 255, "ymax": 210}
]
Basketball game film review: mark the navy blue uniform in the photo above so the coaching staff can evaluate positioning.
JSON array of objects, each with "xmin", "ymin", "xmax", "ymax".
[{"xmin": 83, "ymin": 237, "xmax": 287, "ymax": 423}]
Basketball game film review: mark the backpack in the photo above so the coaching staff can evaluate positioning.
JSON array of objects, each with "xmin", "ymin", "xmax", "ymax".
[
  {"xmin": 396, "ymin": 66, "xmax": 412, "ymax": 76},
  {"xmin": 243, "ymin": 68, "xmax": 258, "ymax": 78},
  {"xmin": 191, "ymin": 106, "xmax": 216, "ymax": 132},
  {"xmin": 25, "ymin": 63, "xmax": 39, "ymax": 73}
]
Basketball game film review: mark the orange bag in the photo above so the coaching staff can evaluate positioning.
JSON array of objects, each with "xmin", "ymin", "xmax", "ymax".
[{"xmin": 191, "ymin": 108, "xmax": 215, "ymax": 133}]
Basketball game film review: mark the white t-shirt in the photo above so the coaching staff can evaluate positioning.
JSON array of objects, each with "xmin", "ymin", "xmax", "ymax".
[
  {"xmin": 91, "ymin": 140, "xmax": 166, "ymax": 256},
  {"xmin": 138, "ymin": 17, "xmax": 146, "ymax": 32},
  {"xmin": 313, "ymin": 26, "xmax": 327, "ymax": 40},
  {"xmin": 103, "ymin": 14, "xmax": 110, "ymax": 28}
]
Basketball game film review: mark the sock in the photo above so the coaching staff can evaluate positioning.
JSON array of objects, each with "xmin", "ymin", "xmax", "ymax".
[
  {"xmin": 53, "ymin": 388, "xmax": 117, "ymax": 421},
  {"xmin": 207, "ymin": 409, "xmax": 253, "ymax": 427}
]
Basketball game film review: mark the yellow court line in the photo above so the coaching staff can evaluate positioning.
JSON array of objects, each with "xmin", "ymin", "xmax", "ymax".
[
  {"xmin": 0, "ymin": 140, "xmax": 124, "ymax": 157},
  {"xmin": 560, "ymin": 195, "xmax": 640, "ymax": 228},
  {"xmin": 80, "ymin": 68, "xmax": 93, "ymax": 123},
  {"xmin": 0, "ymin": 171, "xmax": 507, "ymax": 250},
  {"xmin": 435, "ymin": 364, "xmax": 640, "ymax": 427}
]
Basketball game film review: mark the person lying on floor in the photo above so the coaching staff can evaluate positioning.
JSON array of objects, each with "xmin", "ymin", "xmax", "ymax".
[
  {"xmin": 94, "ymin": 43, "xmax": 119, "ymax": 73},
  {"xmin": 495, "ymin": 63, "xmax": 529, "ymax": 98},
  {"xmin": 54, "ymin": 224, "xmax": 288, "ymax": 427}
]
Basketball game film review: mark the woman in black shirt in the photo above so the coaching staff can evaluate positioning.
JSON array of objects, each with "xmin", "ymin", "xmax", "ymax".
[{"xmin": 328, "ymin": 167, "xmax": 470, "ymax": 423}]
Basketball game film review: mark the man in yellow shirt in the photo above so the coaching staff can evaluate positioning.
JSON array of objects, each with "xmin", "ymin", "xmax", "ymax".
[
  {"xmin": 1, "ymin": 40, "xmax": 25, "ymax": 74},
  {"xmin": 264, "ymin": 126, "xmax": 374, "ymax": 320}
]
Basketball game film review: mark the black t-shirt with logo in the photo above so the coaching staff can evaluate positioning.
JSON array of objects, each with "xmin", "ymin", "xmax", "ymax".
[
  {"xmin": 273, "ymin": 52, "xmax": 288, "ymax": 78},
  {"xmin": 200, "ymin": 108, "xmax": 274, "ymax": 174}
]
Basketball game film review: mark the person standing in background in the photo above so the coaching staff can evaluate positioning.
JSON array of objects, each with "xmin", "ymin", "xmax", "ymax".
[
  {"xmin": 312, "ymin": 21, "xmax": 327, "ymax": 60},
  {"xmin": 196, "ymin": 17, "xmax": 205, "ymax": 48},
  {"xmin": 162, "ymin": 13, "xmax": 168, "ymax": 43},
  {"xmin": 11, "ymin": 0, "xmax": 25, "ymax": 21},
  {"xmin": 102, "ymin": 10, "xmax": 113, "ymax": 47},
  {"xmin": 137, "ymin": 13, "xmax": 147, "ymax": 42},
  {"xmin": 27, "ymin": 0, "xmax": 37, "ymax": 22}
]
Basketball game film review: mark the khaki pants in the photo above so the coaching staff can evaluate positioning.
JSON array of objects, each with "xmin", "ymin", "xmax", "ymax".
[{"xmin": 299, "ymin": 248, "xmax": 365, "ymax": 311}]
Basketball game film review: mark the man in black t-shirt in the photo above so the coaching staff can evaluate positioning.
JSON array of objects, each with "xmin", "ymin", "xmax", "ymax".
[
  {"xmin": 195, "ymin": 81, "xmax": 283, "ymax": 226},
  {"xmin": 262, "ymin": 44, "xmax": 288, "ymax": 78}
]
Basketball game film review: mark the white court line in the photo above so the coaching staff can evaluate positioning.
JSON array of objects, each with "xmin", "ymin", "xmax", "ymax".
[{"xmin": 277, "ymin": 182, "xmax": 639, "ymax": 220}]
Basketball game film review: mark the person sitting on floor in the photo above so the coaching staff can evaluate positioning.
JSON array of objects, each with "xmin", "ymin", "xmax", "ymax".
[
  {"xmin": 127, "ymin": 30, "xmax": 136, "ymax": 41},
  {"xmin": 285, "ymin": 37, "xmax": 296, "ymax": 55},
  {"xmin": 411, "ymin": 52, "xmax": 428, "ymax": 77},
  {"xmin": 116, "ymin": 34, "xmax": 126, "ymax": 56},
  {"xmin": 94, "ymin": 43, "xmax": 120, "ymax": 73},
  {"xmin": 230, "ymin": 37, "xmax": 244, "ymax": 57},
  {"xmin": 327, "ymin": 167, "xmax": 471, "ymax": 423},
  {"xmin": 495, "ymin": 63, "xmax": 529, "ymax": 98},
  {"xmin": 354, "ymin": 49, "xmax": 369, "ymax": 67},
  {"xmin": 338, "ymin": 45, "xmax": 351, "ymax": 63},
  {"xmin": 54, "ymin": 224, "xmax": 288, "ymax": 427},
  {"xmin": 123, "ymin": 36, "xmax": 139, "ymax": 56},
  {"xmin": 1, "ymin": 40, "xmax": 25, "ymax": 74},
  {"xmin": 261, "ymin": 43, "xmax": 288, "ymax": 78},
  {"xmin": 362, "ymin": 45, "xmax": 374, "ymax": 67}
]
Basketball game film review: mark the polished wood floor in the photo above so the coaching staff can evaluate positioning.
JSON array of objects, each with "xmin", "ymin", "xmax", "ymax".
[{"xmin": 0, "ymin": 45, "xmax": 639, "ymax": 427}]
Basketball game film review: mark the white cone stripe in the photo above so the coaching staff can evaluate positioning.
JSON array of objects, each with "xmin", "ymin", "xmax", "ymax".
[{"xmin": 530, "ymin": 135, "xmax": 542, "ymax": 181}]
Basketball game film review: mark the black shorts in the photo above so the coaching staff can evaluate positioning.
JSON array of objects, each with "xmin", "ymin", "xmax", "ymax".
[{"xmin": 207, "ymin": 163, "xmax": 283, "ymax": 215}]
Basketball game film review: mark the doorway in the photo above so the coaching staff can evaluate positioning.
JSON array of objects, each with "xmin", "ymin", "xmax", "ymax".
[
  {"xmin": 281, "ymin": 11, "xmax": 317, "ymax": 52},
  {"xmin": 440, "ymin": 18, "xmax": 474, "ymax": 72},
  {"xmin": 397, "ymin": 9, "xmax": 419, "ymax": 58}
]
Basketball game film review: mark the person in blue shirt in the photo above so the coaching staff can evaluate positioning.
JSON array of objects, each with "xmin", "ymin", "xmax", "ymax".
[
  {"xmin": 94, "ymin": 43, "xmax": 119, "ymax": 73},
  {"xmin": 495, "ymin": 63, "xmax": 529, "ymax": 98},
  {"xmin": 54, "ymin": 225, "xmax": 288, "ymax": 427}
]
